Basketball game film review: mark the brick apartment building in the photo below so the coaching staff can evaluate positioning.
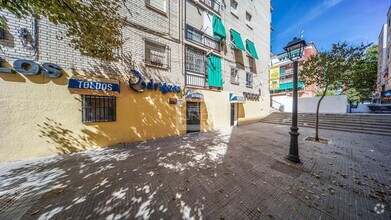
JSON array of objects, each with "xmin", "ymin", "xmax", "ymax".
[
  {"xmin": 269, "ymin": 42, "xmax": 319, "ymax": 98},
  {"xmin": 0, "ymin": 0, "xmax": 271, "ymax": 162}
]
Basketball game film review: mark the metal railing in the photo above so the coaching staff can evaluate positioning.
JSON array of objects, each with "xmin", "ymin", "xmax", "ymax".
[
  {"xmin": 198, "ymin": 0, "xmax": 221, "ymax": 14},
  {"xmin": 185, "ymin": 25, "xmax": 221, "ymax": 51}
]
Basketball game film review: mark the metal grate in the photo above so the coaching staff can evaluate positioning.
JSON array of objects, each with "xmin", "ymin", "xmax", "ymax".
[
  {"xmin": 82, "ymin": 95, "xmax": 116, "ymax": 123},
  {"xmin": 185, "ymin": 46, "xmax": 207, "ymax": 74},
  {"xmin": 246, "ymin": 72, "xmax": 253, "ymax": 87},
  {"xmin": 145, "ymin": 40, "xmax": 169, "ymax": 68}
]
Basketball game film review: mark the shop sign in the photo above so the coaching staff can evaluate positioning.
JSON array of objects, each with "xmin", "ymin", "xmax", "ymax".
[
  {"xmin": 68, "ymin": 78, "xmax": 120, "ymax": 92},
  {"xmin": 243, "ymin": 92, "xmax": 260, "ymax": 101},
  {"xmin": 184, "ymin": 89, "xmax": 204, "ymax": 100},
  {"xmin": 0, "ymin": 59, "xmax": 62, "ymax": 78},
  {"xmin": 229, "ymin": 93, "xmax": 246, "ymax": 103},
  {"xmin": 270, "ymin": 66, "xmax": 280, "ymax": 90},
  {"xmin": 129, "ymin": 69, "xmax": 181, "ymax": 94}
]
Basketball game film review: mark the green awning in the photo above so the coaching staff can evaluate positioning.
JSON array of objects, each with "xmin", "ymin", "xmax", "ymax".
[
  {"xmin": 230, "ymin": 29, "xmax": 245, "ymax": 51},
  {"xmin": 245, "ymin": 40, "xmax": 259, "ymax": 59},
  {"xmin": 278, "ymin": 82, "xmax": 304, "ymax": 90},
  {"xmin": 212, "ymin": 15, "xmax": 226, "ymax": 42},
  {"xmin": 207, "ymin": 54, "xmax": 222, "ymax": 88}
]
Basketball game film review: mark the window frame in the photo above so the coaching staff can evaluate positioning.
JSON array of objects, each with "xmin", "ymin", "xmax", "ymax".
[
  {"xmin": 230, "ymin": 66, "xmax": 239, "ymax": 84},
  {"xmin": 144, "ymin": 39, "xmax": 170, "ymax": 69},
  {"xmin": 145, "ymin": 0, "xmax": 167, "ymax": 15},
  {"xmin": 245, "ymin": 12, "xmax": 252, "ymax": 28},
  {"xmin": 246, "ymin": 71, "xmax": 254, "ymax": 88},
  {"xmin": 82, "ymin": 95, "xmax": 116, "ymax": 123},
  {"xmin": 230, "ymin": 0, "xmax": 238, "ymax": 17}
]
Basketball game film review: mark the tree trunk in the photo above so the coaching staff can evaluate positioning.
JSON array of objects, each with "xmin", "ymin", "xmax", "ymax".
[{"xmin": 315, "ymin": 84, "xmax": 329, "ymax": 141}]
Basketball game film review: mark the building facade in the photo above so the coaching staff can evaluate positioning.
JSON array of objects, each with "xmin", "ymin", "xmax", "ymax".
[
  {"xmin": 269, "ymin": 42, "xmax": 318, "ymax": 98},
  {"xmin": 0, "ymin": 0, "xmax": 271, "ymax": 162},
  {"xmin": 377, "ymin": 24, "xmax": 388, "ymax": 93}
]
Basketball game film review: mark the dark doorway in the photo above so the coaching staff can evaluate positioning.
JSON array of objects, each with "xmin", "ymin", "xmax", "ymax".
[{"xmin": 186, "ymin": 102, "xmax": 200, "ymax": 133}]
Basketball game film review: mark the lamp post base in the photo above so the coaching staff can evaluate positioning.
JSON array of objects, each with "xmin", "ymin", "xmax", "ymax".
[{"xmin": 288, "ymin": 126, "xmax": 301, "ymax": 163}]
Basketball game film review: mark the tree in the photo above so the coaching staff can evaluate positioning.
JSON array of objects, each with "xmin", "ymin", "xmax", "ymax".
[
  {"xmin": 343, "ymin": 44, "xmax": 378, "ymax": 101},
  {"xmin": 300, "ymin": 42, "xmax": 368, "ymax": 141},
  {"xmin": 0, "ymin": 0, "xmax": 126, "ymax": 61}
]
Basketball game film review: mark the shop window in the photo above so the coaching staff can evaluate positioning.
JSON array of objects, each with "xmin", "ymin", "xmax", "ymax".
[
  {"xmin": 230, "ymin": 67, "xmax": 239, "ymax": 84},
  {"xmin": 246, "ymin": 72, "xmax": 253, "ymax": 87},
  {"xmin": 145, "ymin": 0, "xmax": 166, "ymax": 13},
  {"xmin": 145, "ymin": 40, "xmax": 170, "ymax": 69},
  {"xmin": 82, "ymin": 95, "xmax": 116, "ymax": 123},
  {"xmin": 230, "ymin": 0, "xmax": 238, "ymax": 17}
]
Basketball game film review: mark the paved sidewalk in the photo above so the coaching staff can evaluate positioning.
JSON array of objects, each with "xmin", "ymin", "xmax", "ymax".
[{"xmin": 0, "ymin": 123, "xmax": 390, "ymax": 219}]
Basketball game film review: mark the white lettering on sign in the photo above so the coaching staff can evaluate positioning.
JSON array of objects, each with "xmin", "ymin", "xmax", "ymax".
[{"xmin": 75, "ymin": 81, "xmax": 114, "ymax": 91}]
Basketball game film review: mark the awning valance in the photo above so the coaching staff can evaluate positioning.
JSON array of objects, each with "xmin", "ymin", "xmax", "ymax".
[
  {"xmin": 212, "ymin": 15, "xmax": 226, "ymax": 42},
  {"xmin": 230, "ymin": 29, "xmax": 245, "ymax": 51},
  {"xmin": 229, "ymin": 92, "xmax": 246, "ymax": 103},
  {"xmin": 246, "ymin": 39, "xmax": 259, "ymax": 59}
]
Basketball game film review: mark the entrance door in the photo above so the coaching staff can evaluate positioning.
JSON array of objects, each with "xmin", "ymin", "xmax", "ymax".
[
  {"xmin": 186, "ymin": 102, "xmax": 200, "ymax": 133},
  {"xmin": 230, "ymin": 103, "xmax": 238, "ymax": 126}
]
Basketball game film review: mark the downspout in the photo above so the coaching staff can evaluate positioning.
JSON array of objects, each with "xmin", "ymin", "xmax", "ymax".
[{"xmin": 32, "ymin": 17, "xmax": 39, "ymax": 60}]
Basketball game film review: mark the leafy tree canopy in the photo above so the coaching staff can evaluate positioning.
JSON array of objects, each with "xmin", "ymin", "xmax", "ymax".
[
  {"xmin": 343, "ymin": 44, "xmax": 378, "ymax": 101},
  {"xmin": 0, "ymin": 0, "xmax": 126, "ymax": 61}
]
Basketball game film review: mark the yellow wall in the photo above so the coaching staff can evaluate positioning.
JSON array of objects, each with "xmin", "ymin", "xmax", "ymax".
[
  {"xmin": 0, "ymin": 70, "xmax": 186, "ymax": 162},
  {"xmin": 0, "ymin": 69, "xmax": 270, "ymax": 162}
]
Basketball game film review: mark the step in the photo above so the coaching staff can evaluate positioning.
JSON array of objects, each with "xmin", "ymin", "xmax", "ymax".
[{"xmin": 260, "ymin": 121, "xmax": 391, "ymax": 137}]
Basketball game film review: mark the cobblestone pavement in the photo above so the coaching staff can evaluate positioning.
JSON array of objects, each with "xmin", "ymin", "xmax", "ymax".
[{"xmin": 0, "ymin": 123, "xmax": 390, "ymax": 220}]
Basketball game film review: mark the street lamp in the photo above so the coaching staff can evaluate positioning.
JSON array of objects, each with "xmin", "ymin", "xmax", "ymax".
[{"xmin": 284, "ymin": 37, "xmax": 307, "ymax": 163}]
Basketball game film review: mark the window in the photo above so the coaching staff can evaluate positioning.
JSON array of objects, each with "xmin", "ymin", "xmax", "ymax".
[
  {"xmin": 82, "ymin": 95, "xmax": 116, "ymax": 123},
  {"xmin": 246, "ymin": 12, "xmax": 252, "ymax": 27},
  {"xmin": 145, "ymin": 0, "xmax": 166, "ymax": 13},
  {"xmin": 248, "ymin": 56, "xmax": 256, "ymax": 73},
  {"xmin": 145, "ymin": 40, "xmax": 170, "ymax": 68},
  {"xmin": 230, "ymin": 0, "xmax": 238, "ymax": 16},
  {"xmin": 246, "ymin": 72, "xmax": 253, "ymax": 87},
  {"xmin": 230, "ymin": 67, "xmax": 239, "ymax": 84},
  {"xmin": 185, "ymin": 46, "xmax": 207, "ymax": 74}
]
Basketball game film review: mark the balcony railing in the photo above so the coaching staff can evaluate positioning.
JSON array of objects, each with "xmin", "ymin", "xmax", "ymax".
[
  {"xmin": 186, "ymin": 25, "xmax": 221, "ymax": 51},
  {"xmin": 198, "ymin": 0, "xmax": 221, "ymax": 14}
]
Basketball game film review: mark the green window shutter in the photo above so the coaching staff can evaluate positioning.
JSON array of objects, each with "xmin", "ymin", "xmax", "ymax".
[
  {"xmin": 245, "ymin": 39, "xmax": 259, "ymax": 59},
  {"xmin": 212, "ymin": 15, "xmax": 227, "ymax": 42},
  {"xmin": 230, "ymin": 29, "xmax": 245, "ymax": 51},
  {"xmin": 207, "ymin": 54, "xmax": 222, "ymax": 88}
]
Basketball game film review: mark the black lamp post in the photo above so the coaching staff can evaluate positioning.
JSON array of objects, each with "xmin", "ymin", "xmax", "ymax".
[{"xmin": 283, "ymin": 37, "xmax": 307, "ymax": 163}]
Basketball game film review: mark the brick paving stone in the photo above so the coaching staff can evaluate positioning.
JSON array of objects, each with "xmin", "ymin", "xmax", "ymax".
[{"xmin": 0, "ymin": 123, "xmax": 390, "ymax": 219}]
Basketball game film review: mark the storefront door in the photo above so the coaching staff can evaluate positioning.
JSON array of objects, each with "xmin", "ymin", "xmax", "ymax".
[
  {"xmin": 230, "ymin": 103, "xmax": 238, "ymax": 126},
  {"xmin": 186, "ymin": 102, "xmax": 200, "ymax": 133}
]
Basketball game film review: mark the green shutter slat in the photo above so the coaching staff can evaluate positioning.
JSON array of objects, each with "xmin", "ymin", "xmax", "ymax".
[
  {"xmin": 212, "ymin": 15, "xmax": 227, "ymax": 42},
  {"xmin": 208, "ymin": 54, "xmax": 222, "ymax": 88},
  {"xmin": 230, "ymin": 29, "xmax": 245, "ymax": 51},
  {"xmin": 245, "ymin": 39, "xmax": 259, "ymax": 59}
]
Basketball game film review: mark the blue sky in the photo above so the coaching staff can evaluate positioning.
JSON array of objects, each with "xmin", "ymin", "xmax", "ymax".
[{"xmin": 271, "ymin": 0, "xmax": 391, "ymax": 54}]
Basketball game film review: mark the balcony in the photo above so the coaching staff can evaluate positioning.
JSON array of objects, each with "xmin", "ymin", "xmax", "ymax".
[
  {"xmin": 197, "ymin": 0, "xmax": 221, "ymax": 14},
  {"xmin": 185, "ymin": 25, "xmax": 221, "ymax": 52},
  {"xmin": 185, "ymin": 46, "xmax": 208, "ymax": 88}
]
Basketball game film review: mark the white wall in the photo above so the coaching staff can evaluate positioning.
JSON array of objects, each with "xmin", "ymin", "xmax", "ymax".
[{"xmin": 272, "ymin": 95, "xmax": 348, "ymax": 113}]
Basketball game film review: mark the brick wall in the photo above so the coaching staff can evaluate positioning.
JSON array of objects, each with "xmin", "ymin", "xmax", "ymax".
[{"xmin": 0, "ymin": 0, "xmax": 184, "ymax": 85}]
